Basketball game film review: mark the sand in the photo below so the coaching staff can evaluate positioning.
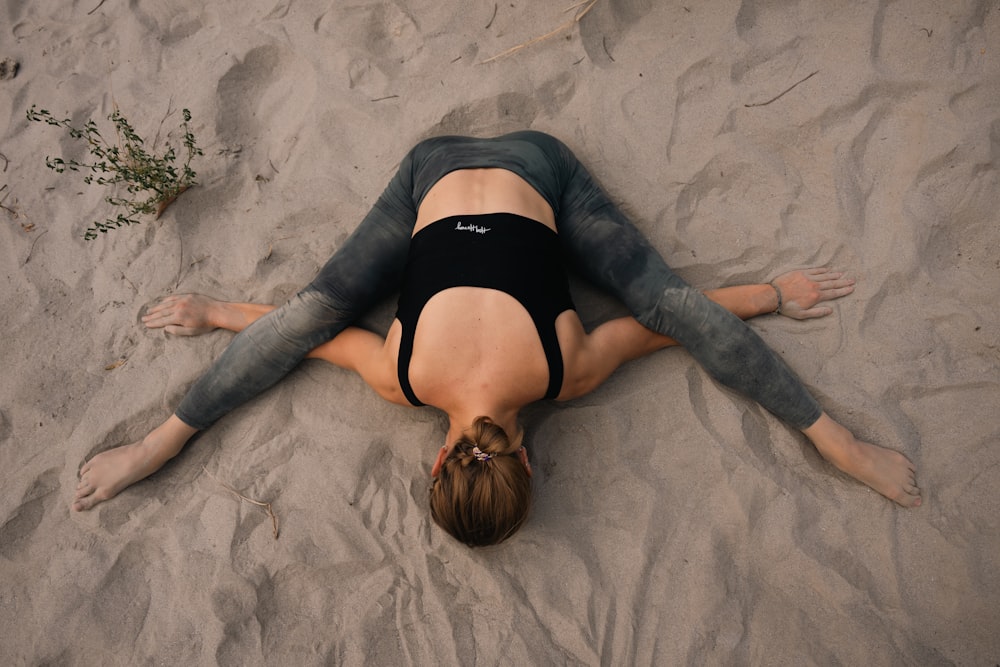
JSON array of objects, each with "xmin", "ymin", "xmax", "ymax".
[{"xmin": 1, "ymin": 0, "xmax": 998, "ymax": 664}]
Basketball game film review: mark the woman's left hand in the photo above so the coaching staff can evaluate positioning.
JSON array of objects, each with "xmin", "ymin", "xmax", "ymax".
[{"xmin": 771, "ymin": 268, "xmax": 856, "ymax": 320}]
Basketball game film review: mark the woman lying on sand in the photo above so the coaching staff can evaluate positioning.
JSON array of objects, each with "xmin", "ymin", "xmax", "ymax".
[{"xmin": 73, "ymin": 131, "xmax": 921, "ymax": 544}]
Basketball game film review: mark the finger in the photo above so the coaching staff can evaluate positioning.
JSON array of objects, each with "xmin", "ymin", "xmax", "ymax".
[
  {"xmin": 143, "ymin": 313, "xmax": 173, "ymax": 329},
  {"xmin": 816, "ymin": 273, "xmax": 857, "ymax": 288},
  {"xmin": 148, "ymin": 307, "xmax": 189, "ymax": 327},
  {"xmin": 146, "ymin": 295, "xmax": 181, "ymax": 313},
  {"xmin": 143, "ymin": 305, "xmax": 176, "ymax": 323},
  {"xmin": 804, "ymin": 267, "xmax": 830, "ymax": 276},
  {"xmin": 164, "ymin": 325, "xmax": 213, "ymax": 336},
  {"xmin": 790, "ymin": 306, "xmax": 834, "ymax": 319},
  {"xmin": 816, "ymin": 286, "xmax": 855, "ymax": 301},
  {"xmin": 814, "ymin": 273, "xmax": 848, "ymax": 285}
]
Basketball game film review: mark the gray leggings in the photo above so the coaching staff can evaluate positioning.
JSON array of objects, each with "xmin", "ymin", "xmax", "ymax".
[{"xmin": 175, "ymin": 132, "xmax": 821, "ymax": 430}]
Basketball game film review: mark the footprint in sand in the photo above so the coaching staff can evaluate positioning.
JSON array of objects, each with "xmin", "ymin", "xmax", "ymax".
[
  {"xmin": 0, "ymin": 467, "xmax": 60, "ymax": 560},
  {"xmin": 313, "ymin": 2, "xmax": 420, "ymax": 83},
  {"xmin": 86, "ymin": 543, "xmax": 153, "ymax": 635},
  {"xmin": 349, "ymin": 438, "xmax": 412, "ymax": 540},
  {"xmin": 215, "ymin": 44, "xmax": 317, "ymax": 167},
  {"xmin": 429, "ymin": 73, "xmax": 576, "ymax": 137},
  {"xmin": 578, "ymin": 0, "xmax": 657, "ymax": 65}
]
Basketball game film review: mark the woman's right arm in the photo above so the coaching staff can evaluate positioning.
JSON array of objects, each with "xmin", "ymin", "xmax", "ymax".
[
  {"xmin": 144, "ymin": 295, "xmax": 409, "ymax": 405},
  {"xmin": 141, "ymin": 294, "xmax": 268, "ymax": 335}
]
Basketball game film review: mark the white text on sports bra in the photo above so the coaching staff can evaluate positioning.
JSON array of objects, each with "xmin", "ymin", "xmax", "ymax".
[{"xmin": 455, "ymin": 221, "xmax": 491, "ymax": 234}]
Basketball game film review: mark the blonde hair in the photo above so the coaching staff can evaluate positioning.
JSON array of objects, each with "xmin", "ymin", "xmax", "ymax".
[{"xmin": 429, "ymin": 416, "xmax": 531, "ymax": 547}]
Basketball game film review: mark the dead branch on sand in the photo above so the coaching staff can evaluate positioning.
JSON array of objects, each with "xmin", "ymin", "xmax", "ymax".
[
  {"xmin": 480, "ymin": 0, "xmax": 599, "ymax": 64},
  {"xmin": 203, "ymin": 466, "xmax": 280, "ymax": 539}
]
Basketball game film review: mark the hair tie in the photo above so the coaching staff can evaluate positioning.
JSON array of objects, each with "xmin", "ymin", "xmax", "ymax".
[{"xmin": 472, "ymin": 446, "xmax": 493, "ymax": 462}]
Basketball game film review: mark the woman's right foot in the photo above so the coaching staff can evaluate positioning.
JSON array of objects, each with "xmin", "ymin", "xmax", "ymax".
[{"xmin": 72, "ymin": 416, "xmax": 198, "ymax": 511}]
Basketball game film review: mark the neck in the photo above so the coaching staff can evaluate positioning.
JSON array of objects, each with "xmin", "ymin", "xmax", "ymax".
[{"xmin": 445, "ymin": 404, "xmax": 521, "ymax": 452}]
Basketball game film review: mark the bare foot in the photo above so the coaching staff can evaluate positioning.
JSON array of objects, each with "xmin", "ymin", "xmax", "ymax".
[
  {"xmin": 803, "ymin": 413, "xmax": 921, "ymax": 507},
  {"xmin": 142, "ymin": 294, "xmax": 221, "ymax": 336},
  {"xmin": 73, "ymin": 416, "xmax": 198, "ymax": 511}
]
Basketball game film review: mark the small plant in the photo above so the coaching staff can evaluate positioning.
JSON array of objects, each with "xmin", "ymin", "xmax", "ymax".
[{"xmin": 26, "ymin": 104, "xmax": 204, "ymax": 240}]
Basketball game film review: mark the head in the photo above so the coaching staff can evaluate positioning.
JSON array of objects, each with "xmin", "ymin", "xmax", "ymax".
[{"xmin": 429, "ymin": 416, "xmax": 532, "ymax": 547}]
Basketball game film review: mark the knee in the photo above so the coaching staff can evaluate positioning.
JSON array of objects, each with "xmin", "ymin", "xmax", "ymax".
[
  {"xmin": 631, "ymin": 283, "xmax": 711, "ymax": 338},
  {"xmin": 642, "ymin": 287, "xmax": 758, "ymax": 372},
  {"xmin": 253, "ymin": 288, "xmax": 353, "ymax": 351}
]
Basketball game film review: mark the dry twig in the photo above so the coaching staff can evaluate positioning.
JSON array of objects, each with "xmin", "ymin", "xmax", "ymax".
[
  {"xmin": 480, "ymin": 0, "xmax": 599, "ymax": 64},
  {"xmin": 23, "ymin": 229, "xmax": 47, "ymax": 265},
  {"xmin": 0, "ymin": 184, "xmax": 16, "ymax": 217},
  {"xmin": 745, "ymin": 70, "xmax": 820, "ymax": 108},
  {"xmin": 203, "ymin": 466, "xmax": 280, "ymax": 539}
]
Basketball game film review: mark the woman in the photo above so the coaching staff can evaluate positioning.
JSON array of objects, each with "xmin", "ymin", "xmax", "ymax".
[{"xmin": 73, "ymin": 132, "xmax": 921, "ymax": 544}]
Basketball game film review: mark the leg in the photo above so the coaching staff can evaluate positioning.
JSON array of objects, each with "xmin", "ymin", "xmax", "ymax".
[
  {"xmin": 74, "ymin": 164, "xmax": 420, "ymax": 510},
  {"xmin": 175, "ymin": 202, "xmax": 414, "ymax": 430},
  {"xmin": 546, "ymin": 138, "xmax": 919, "ymax": 506},
  {"xmin": 74, "ymin": 415, "xmax": 196, "ymax": 511},
  {"xmin": 552, "ymin": 153, "xmax": 822, "ymax": 428},
  {"xmin": 803, "ymin": 413, "xmax": 920, "ymax": 506}
]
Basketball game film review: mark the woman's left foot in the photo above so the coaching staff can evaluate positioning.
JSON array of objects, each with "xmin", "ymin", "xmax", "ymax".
[{"xmin": 803, "ymin": 413, "xmax": 921, "ymax": 507}]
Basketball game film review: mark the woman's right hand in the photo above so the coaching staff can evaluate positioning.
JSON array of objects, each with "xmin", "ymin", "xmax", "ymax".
[{"xmin": 142, "ymin": 294, "xmax": 221, "ymax": 336}]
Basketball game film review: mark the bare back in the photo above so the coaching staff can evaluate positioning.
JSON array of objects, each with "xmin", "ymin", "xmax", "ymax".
[
  {"xmin": 386, "ymin": 168, "xmax": 579, "ymax": 414},
  {"xmin": 414, "ymin": 169, "xmax": 556, "ymax": 232}
]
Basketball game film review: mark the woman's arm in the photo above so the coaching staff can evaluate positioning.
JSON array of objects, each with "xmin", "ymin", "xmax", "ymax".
[
  {"xmin": 141, "ymin": 294, "xmax": 271, "ymax": 335},
  {"xmin": 702, "ymin": 268, "xmax": 856, "ymax": 320},
  {"xmin": 143, "ymin": 295, "xmax": 408, "ymax": 405},
  {"xmin": 559, "ymin": 268, "xmax": 856, "ymax": 400},
  {"xmin": 701, "ymin": 284, "xmax": 778, "ymax": 320}
]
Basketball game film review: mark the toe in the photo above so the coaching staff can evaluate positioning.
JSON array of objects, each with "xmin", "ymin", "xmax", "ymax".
[
  {"xmin": 73, "ymin": 488, "xmax": 107, "ymax": 511},
  {"xmin": 895, "ymin": 489, "xmax": 922, "ymax": 508}
]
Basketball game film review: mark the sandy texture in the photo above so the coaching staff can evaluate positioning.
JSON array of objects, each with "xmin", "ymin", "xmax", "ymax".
[{"xmin": 2, "ymin": 1, "xmax": 998, "ymax": 664}]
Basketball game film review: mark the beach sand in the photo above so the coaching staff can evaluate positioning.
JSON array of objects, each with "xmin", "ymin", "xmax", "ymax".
[{"xmin": 1, "ymin": 0, "xmax": 998, "ymax": 663}]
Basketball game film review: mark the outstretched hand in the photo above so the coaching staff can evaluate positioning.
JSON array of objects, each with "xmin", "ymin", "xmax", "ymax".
[
  {"xmin": 771, "ymin": 268, "xmax": 856, "ymax": 320},
  {"xmin": 142, "ymin": 294, "xmax": 220, "ymax": 335}
]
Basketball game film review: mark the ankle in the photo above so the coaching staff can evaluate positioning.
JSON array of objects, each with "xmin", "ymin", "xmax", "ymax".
[
  {"xmin": 144, "ymin": 418, "xmax": 197, "ymax": 463},
  {"xmin": 802, "ymin": 413, "xmax": 858, "ymax": 463}
]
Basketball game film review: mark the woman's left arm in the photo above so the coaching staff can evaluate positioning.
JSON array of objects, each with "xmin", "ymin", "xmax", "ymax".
[
  {"xmin": 559, "ymin": 267, "xmax": 857, "ymax": 400},
  {"xmin": 703, "ymin": 268, "xmax": 855, "ymax": 319}
]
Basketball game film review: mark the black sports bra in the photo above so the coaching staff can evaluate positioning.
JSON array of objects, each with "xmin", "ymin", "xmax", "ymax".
[{"xmin": 395, "ymin": 213, "xmax": 575, "ymax": 406}]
